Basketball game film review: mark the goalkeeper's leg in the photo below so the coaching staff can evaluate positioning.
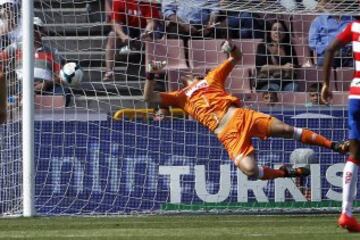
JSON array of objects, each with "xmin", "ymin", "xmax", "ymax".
[
  {"xmin": 268, "ymin": 117, "xmax": 349, "ymax": 154},
  {"xmin": 234, "ymin": 153, "xmax": 309, "ymax": 180}
]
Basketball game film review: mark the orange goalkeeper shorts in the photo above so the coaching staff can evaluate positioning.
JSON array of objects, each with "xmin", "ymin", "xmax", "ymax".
[{"xmin": 217, "ymin": 108, "xmax": 273, "ymax": 160}]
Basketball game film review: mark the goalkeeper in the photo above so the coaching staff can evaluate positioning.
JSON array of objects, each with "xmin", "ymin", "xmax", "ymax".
[{"xmin": 144, "ymin": 40, "xmax": 349, "ymax": 180}]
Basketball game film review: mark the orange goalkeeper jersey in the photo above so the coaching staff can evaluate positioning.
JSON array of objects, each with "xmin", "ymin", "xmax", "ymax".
[{"xmin": 160, "ymin": 59, "xmax": 241, "ymax": 132}]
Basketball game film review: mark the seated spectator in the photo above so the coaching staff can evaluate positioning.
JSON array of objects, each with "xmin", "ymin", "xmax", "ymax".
[
  {"xmin": 261, "ymin": 91, "xmax": 279, "ymax": 106},
  {"xmin": 104, "ymin": 0, "xmax": 161, "ymax": 81},
  {"xmin": 162, "ymin": 0, "xmax": 219, "ymax": 39},
  {"xmin": 305, "ymin": 82, "xmax": 326, "ymax": 107},
  {"xmin": 279, "ymin": 0, "xmax": 318, "ymax": 10},
  {"xmin": 0, "ymin": 17, "xmax": 70, "ymax": 104},
  {"xmin": 153, "ymin": 107, "xmax": 170, "ymax": 121},
  {"xmin": 315, "ymin": 0, "xmax": 329, "ymax": 10},
  {"xmin": 308, "ymin": 14, "xmax": 353, "ymax": 67},
  {"xmin": 255, "ymin": 20, "xmax": 299, "ymax": 92},
  {"xmin": 215, "ymin": 5, "xmax": 264, "ymax": 39}
]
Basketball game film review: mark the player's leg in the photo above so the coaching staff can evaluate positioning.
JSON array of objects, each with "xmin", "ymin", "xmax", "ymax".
[
  {"xmin": 220, "ymin": 109, "xmax": 309, "ymax": 179},
  {"xmin": 338, "ymin": 140, "xmax": 360, "ymax": 232},
  {"xmin": 338, "ymin": 98, "xmax": 360, "ymax": 232},
  {"xmin": 104, "ymin": 31, "xmax": 121, "ymax": 81},
  {"xmin": 227, "ymin": 110, "xmax": 309, "ymax": 179},
  {"xmin": 234, "ymin": 153, "xmax": 309, "ymax": 180},
  {"xmin": 268, "ymin": 117, "xmax": 348, "ymax": 153}
]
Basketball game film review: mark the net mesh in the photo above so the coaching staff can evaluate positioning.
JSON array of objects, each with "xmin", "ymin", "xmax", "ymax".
[
  {"xmin": 0, "ymin": 0, "xmax": 356, "ymax": 215},
  {"xmin": 218, "ymin": 0, "xmax": 359, "ymax": 14},
  {"xmin": 0, "ymin": 0, "xmax": 22, "ymax": 215}
]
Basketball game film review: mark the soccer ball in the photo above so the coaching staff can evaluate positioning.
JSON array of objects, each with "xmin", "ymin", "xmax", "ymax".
[{"xmin": 60, "ymin": 62, "xmax": 83, "ymax": 86}]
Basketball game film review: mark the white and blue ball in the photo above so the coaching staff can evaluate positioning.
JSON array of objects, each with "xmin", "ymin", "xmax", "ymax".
[{"xmin": 60, "ymin": 62, "xmax": 83, "ymax": 86}]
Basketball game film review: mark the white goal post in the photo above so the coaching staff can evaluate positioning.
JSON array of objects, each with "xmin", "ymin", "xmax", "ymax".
[{"xmin": 22, "ymin": 0, "xmax": 35, "ymax": 217}]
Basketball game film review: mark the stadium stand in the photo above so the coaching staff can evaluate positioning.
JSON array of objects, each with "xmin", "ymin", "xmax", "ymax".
[
  {"xmin": 189, "ymin": 39, "xmax": 227, "ymax": 68},
  {"xmin": 34, "ymin": 0, "xmax": 146, "ymax": 112},
  {"xmin": 146, "ymin": 39, "xmax": 188, "ymax": 70},
  {"xmin": 32, "ymin": 0, "xmax": 352, "ymax": 114},
  {"xmin": 336, "ymin": 68, "xmax": 353, "ymax": 92},
  {"xmin": 35, "ymin": 95, "xmax": 66, "ymax": 109},
  {"xmin": 297, "ymin": 67, "xmax": 336, "ymax": 91}
]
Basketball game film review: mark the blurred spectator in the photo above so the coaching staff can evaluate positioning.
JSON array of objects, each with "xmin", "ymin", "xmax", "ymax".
[
  {"xmin": 162, "ymin": 0, "xmax": 219, "ymax": 38},
  {"xmin": 316, "ymin": 0, "xmax": 357, "ymax": 10},
  {"xmin": 0, "ymin": 0, "xmax": 20, "ymax": 48},
  {"xmin": 279, "ymin": 0, "xmax": 318, "ymax": 10},
  {"xmin": 104, "ymin": 0, "xmax": 112, "ymax": 23},
  {"xmin": 226, "ymin": 12, "xmax": 263, "ymax": 39},
  {"xmin": 104, "ymin": 0, "xmax": 161, "ymax": 81},
  {"xmin": 255, "ymin": 20, "xmax": 299, "ymax": 92},
  {"xmin": 261, "ymin": 91, "xmax": 279, "ymax": 106},
  {"xmin": 0, "ymin": 17, "xmax": 69, "ymax": 102},
  {"xmin": 308, "ymin": 14, "xmax": 353, "ymax": 67},
  {"xmin": 305, "ymin": 82, "xmax": 325, "ymax": 107},
  {"xmin": 153, "ymin": 107, "xmax": 170, "ymax": 121},
  {"xmin": 215, "ymin": 1, "xmax": 264, "ymax": 39}
]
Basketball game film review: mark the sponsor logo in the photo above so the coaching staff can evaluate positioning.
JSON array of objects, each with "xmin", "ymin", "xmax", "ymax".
[
  {"xmin": 184, "ymin": 80, "xmax": 209, "ymax": 97},
  {"xmin": 345, "ymin": 171, "xmax": 353, "ymax": 184},
  {"xmin": 351, "ymin": 78, "xmax": 360, "ymax": 87},
  {"xmin": 48, "ymin": 145, "xmax": 345, "ymax": 204}
]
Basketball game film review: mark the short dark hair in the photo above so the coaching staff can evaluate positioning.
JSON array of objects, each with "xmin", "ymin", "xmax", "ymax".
[{"xmin": 307, "ymin": 83, "xmax": 322, "ymax": 93}]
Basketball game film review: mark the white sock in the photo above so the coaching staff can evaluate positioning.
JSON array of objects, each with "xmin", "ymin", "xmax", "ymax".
[
  {"xmin": 342, "ymin": 161, "xmax": 359, "ymax": 216},
  {"xmin": 293, "ymin": 127, "xmax": 303, "ymax": 141}
]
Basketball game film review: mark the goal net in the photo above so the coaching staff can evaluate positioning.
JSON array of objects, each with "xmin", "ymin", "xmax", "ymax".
[
  {"xmin": 1, "ymin": 0, "xmax": 359, "ymax": 216},
  {"xmin": 0, "ymin": 0, "xmax": 22, "ymax": 215}
]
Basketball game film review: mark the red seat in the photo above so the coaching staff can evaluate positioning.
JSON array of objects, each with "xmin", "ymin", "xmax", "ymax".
[
  {"xmin": 331, "ymin": 92, "xmax": 348, "ymax": 106},
  {"xmin": 189, "ymin": 39, "xmax": 262, "ymax": 68},
  {"xmin": 225, "ymin": 67, "xmax": 253, "ymax": 93},
  {"xmin": 35, "ymin": 95, "xmax": 65, "ymax": 109},
  {"xmin": 297, "ymin": 67, "xmax": 336, "ymax": 91},
  {"xmin": 145, "ymin": 39, "xmax": 188, "ymax": 70},
  {"xmin": 189, "ymin": 39, "xmax": 227, "ymax": 68},
  {"xmin": 292, "ymin": 37, "xmax": 312, "ymax": 67},
  {"xmin": 336, "ymin": 68, "xmax": 353, "ymax": 92},
  {"xmin": 167, "ymin": 69, "xmax": 188, "ymax": 91},
  {"xmin": 291, "ymin": 14, "xmax": 317, "ymax": 39},
  {"xmin": 281, "ymin": 92, "xmax": 307, "ymax": 106},
  {"xmin": 232, "ymin": 39, "xmax": 263, "ymax": 66}
]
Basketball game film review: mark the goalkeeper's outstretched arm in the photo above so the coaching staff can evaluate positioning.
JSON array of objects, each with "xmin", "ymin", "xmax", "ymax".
[
  {"xmin": 229, "ymin": 45, "xmax": 242, "ymax": 65},
  {"xmin": 143, "ymin": 61, "xmax": 166, "ymax": 104},
  {"xmin": 221, "ymin": 40, "xmax": 242, "ymax": 65},
  {"xmin": 143, "ymin": 73, "xmax": 161, "ymax": 104}
]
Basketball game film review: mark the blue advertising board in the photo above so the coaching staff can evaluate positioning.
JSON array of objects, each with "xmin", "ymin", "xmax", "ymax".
[{"xmin": 32, "ymin": 109, "xmax": 350, "ymax": 214}]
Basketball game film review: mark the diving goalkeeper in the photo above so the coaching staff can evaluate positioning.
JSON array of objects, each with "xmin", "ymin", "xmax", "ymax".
[{"xmin": 144, "ymin": 40, "xmax": 348, "ymax": 180}]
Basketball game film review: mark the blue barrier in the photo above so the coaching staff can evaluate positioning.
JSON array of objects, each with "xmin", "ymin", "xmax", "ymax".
[{"xmin": 33, "ymin": 109, "xmax": 349, "ymax": 214}]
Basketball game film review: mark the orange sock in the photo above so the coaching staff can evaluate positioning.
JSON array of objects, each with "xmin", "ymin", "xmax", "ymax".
[
  {"xmin": 260, "ymin": 166, "xmax": 285, "ymax": 180},
  {"xmin": 300, "ymin": 129, "xmax": 332, "ymax": 149}
]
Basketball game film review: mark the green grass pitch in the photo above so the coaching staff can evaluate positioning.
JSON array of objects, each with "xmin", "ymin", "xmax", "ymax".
[{"xmin": 0, "ymin": 215, "xmax": 359, "ymax": 240}]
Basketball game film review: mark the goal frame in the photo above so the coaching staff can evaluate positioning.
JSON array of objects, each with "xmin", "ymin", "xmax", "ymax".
[{"xmin": 22, "ymin": 0, "xmax": 35, "ymax": 217}]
